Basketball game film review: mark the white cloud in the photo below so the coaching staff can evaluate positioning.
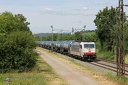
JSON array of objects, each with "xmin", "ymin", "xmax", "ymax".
[
  {"xmin": 40, "ymin": 7, "xmax": 95, "ymax": 16},
  {"xmin": 99, "ymin": 2, "xmax": 109, "ymax": 4},
  {"xmin": 74, "ymin": 7, "xmax": 88, "ymax": 11},
  {"xmin": 44, "ymin": 8, "xmax": 53, "ymax": 11}
]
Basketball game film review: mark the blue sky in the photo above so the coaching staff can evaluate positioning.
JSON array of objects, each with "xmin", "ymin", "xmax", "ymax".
[{"xmin": 0, "ymin": 0, "xmax": 128, "ymax": 33}]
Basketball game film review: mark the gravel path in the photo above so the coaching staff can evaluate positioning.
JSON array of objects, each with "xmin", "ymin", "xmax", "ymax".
[{"xmin": 38, "ymin": 50, "xmax": 100, "ymax": 85}]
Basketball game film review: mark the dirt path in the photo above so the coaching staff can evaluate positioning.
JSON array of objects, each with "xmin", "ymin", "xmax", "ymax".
[{"xmin": 38, "ymin": 49, "xmax": 100, "ymax": 85}]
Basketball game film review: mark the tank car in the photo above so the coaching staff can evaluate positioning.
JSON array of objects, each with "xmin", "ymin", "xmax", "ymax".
[{"xmin": 60, "ymin": 40, "xmax": 75, "ymax": 54}]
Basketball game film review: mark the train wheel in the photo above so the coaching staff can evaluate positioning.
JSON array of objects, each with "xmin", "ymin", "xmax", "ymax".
[{"xmin": 81, "ymin": 57, "xmax": 84, "ymax": 61}]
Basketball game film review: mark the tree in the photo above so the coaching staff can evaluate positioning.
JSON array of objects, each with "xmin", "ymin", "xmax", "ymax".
[
  {"xmin": 14, "ymin": 14, "xmax": 30, "ymax": 32},
  {"xmin": 0, "ymin": 31, "xmax": 37, "ymax": 72},
  {"xmin": 53, "ymin": 34, "xmax": 58, "ymax": 41},
  {"xmin": 83, "ymin": 32, "xmax": 97, "ymax": 41},
  {"xmin": 0, "ymin": 11, "xmax": 37, "ymax": 73},
  {"xmin": 0, "ymin": 11, "xmax": 31, "ymax": 34},
  {"xmin": 75, "ymin": 32, "xmax": 83, "ymax": 41},
  {"xmin": 94, "ymin": 7, "xmax": 117, "ymax": 51},
  {"xmin": 124, "ymin": 20, "xmax": 128, "ymax": 53}
]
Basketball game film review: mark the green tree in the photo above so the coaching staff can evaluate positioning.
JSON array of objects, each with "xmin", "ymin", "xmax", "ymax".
[
  {"xmin": 53, "ymin": 34, "xmax": 58, "ymax": 41},
  {"xmin": 70, "ymin": 34, "xmax": 75, "ymax": 40},
  {"xmin": 0, "ymin": 12, "xmax": 31, "ymax": 34},
  {"xmin": 14, "ymin": 14, "xmax": 30, "ymax": 32},
  {"xmin": 83, "ymin": 32, "xmax": 97, "ymax": 41},
  {"xmin": 0, "ymin": 12, "xmax": 37, "ymax": 73},
  {"xmin": 0, "ymin": 31, "xmax": 37, "ymax": 72},
  {"xmin": 75, "ymin": 32, "xmax": 83, "ymax": 41},
  {"xmin": 94, "ymin": 7, "xmax": 117, "ymax": 51},
  {"xmin": 124, "ymin": 20, "xmax": 128, "ymax": 53}
]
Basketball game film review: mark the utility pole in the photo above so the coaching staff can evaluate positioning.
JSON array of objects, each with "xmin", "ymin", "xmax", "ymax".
[
  {"xmin": 73, "ymin": 26, "xmax": 86, "ymax": 41},
  {"xmin": 84, "ymin": 25, "xmax": 86, "ymax": 32},
  {"xmin": 51, "ymin": 25, "xmax": 53, "ymax": 52},
  {"xmin": 116, "ymin": 0, "xmax": 125, "ymax": 76},
  {"xmin": 61, "ymin": 29, "xmax": 63, "ymax": 41}
]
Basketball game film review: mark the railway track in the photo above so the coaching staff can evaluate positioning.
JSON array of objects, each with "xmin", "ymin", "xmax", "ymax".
[
  {"xmin": 90, "ymin": 58, "xmax": 128, "ymax": 76},
  {"xmin": 61, "ymin": 53, "xmax": 128, "ymax": 77},
  {"xmin": 97, "ymin": 58, "xmax": 128, "ymax": 67}
]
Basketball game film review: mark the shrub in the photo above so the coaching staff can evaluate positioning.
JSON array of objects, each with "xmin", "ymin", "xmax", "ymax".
[{"xmin": 0, "ymin": 31, "xmax": 37, "ymax": 73}]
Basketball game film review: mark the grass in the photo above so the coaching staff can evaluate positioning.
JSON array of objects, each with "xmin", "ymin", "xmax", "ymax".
[
  {"xmin": 125, "ymin": 55, "xmax": 128, "ymax": 64},
  {"xmin": 105, "ymin": 72, "xmax": 128, "ymax": 85},
  {"xmin": 0, "ymin": 53, "xmax": 68, "ymax": 85},
  {"xmin": 96, "ymin": 49, "xmax": 115, "ymax": 60},
  {"xmin": 0, "ymin": 73, "xmax": 46, "ymax": 85},
  {"xmin": 96, "ymin": 49, "xmax": 128, "ymax": 64}
]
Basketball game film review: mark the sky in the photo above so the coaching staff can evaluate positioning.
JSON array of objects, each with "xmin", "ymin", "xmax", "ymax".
[{"xmin": 0, "ymin": 0, "xmax": 128, "ymax": 34}]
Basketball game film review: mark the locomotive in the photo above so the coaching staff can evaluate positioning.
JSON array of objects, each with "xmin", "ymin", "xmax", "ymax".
[{"xmin": 36, "ymin": 40, "xmax": 96, "ymax": 61}]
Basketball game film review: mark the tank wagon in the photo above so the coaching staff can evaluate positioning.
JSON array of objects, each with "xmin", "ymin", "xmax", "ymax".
[
  {"xmin": 37, "ymin": 40, "xmax": 96, "ymax": 61},
  {"xmin": 36, "ymin": 41, "xmax": 44, "ymax": 47},
  {"xmin": 60, "ymin": 40, "xmax": 75, "ymax": 54}
]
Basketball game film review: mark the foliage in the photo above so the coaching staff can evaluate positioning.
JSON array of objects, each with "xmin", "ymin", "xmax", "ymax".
[
  {"xmin": 0, "ymin": 31, "xmax": 37, "ymax": 73},
  {"xmin": 124, "ymin": 20, "xmax": 128, "ymax": 53},
  {"xmin": 38, "ymin": 31, "xmax": 96, "ymax": 41},
  {"xmin": 0, "ymin": 12, "xmax": 31, "ymax": 34},
  {"xmin": 105, "ymin": 73, "xmax": 128, "ymax": 85},
  {"xmin": 74, "ymin": 32, "xmax": 83, "ymax": 41},
  {"xmin": 96, "ymin": 49, "xmax": 114, "ymax": 60},
  {"xmin": 35, "ymin": 36, "xmax": 42, "ymax": 41},
  {"xmin": 0, "ymin": 11, "xmax": 37, "ymax": 73},
  {"xmin": 83, "ymin": 32, "xmax": 97, "ymax": 41},
  {"xmin": 94, "ymin": 6, "xmax": 117, "ymax": 51}
]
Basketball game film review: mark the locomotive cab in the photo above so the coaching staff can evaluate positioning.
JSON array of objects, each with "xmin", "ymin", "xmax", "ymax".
[
  {"xmin": 81, "ymin": 42, "xmax": 96, "ymax": 61},
  {"xmin": 70, "ymin": 41, "xmax": 96, "ymax": 61}
]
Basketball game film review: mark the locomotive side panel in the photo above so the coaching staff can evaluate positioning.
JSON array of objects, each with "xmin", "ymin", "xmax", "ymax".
[{"xmin": 70, "ymin": 42, "xmax": 81, "ymax": 56}]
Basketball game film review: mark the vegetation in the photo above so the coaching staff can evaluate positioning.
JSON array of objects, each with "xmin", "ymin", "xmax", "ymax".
[
  {"xmin": 0, "ymin": 56, "xmax": 68, "ymax": 85},
  {"xmin": 94, "ymin": 6, "xmax": 117, "ymax": 51},
  {"xmin": 35, "ymin": 31, "xmax": 96, "ymax": 41},
  {"xmin": 0, "ymin": 11, "xmax": 37, "ymax": 73},
  {"xmin": 94, "ymin": 6, "xmax": 128, "ymax": 60},
  {"xmin": 124, "ymin": 21, "xmax": 128, "ymax": 53}
]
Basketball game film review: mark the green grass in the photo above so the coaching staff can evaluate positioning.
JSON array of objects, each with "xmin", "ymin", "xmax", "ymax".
[
  {"xmin": 96, "ymin": 49, "xmax": 128, "ymax": 64},
  {"xmin": 0, "ymin": 73, "xmax": 46, "ymax": 85},
  {"xmin": 125, "ymin": 55, "xmax": 128, "ymax": 64},
  {"xmin": 105, "ymin": 72, "xmax": 128, "ymax": 85},
  {"xmin": 96, "ymin": 49, "xmax": 115, "ymax": 60},
  {"xmin": 0, "ymin": 55, "xmax": 68, "ymax": 85}
]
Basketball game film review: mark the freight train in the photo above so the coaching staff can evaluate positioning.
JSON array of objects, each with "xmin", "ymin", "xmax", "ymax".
[{"xmin": 36, "ymin": 40, "xmax": 96, "ymax": 61}]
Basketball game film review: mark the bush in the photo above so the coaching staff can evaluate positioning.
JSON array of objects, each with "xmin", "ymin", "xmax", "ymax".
[
  {"xmin": 96, "ymin": 50, "xmax": 114, "ymax": 60},
  {"xmin": 0, "ymin": 31, "xmax": 37, "ymax": 73}
]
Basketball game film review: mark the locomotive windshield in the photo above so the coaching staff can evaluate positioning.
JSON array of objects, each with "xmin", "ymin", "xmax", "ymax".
[{"xmin": 84, "ymin": 44, "xmax": 94, "ymax": 48}]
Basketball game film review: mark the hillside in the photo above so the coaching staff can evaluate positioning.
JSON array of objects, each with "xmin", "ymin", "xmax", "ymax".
[{"xmin": 35, "ymin": 30, "xmax": 95, "ymax": 37}]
